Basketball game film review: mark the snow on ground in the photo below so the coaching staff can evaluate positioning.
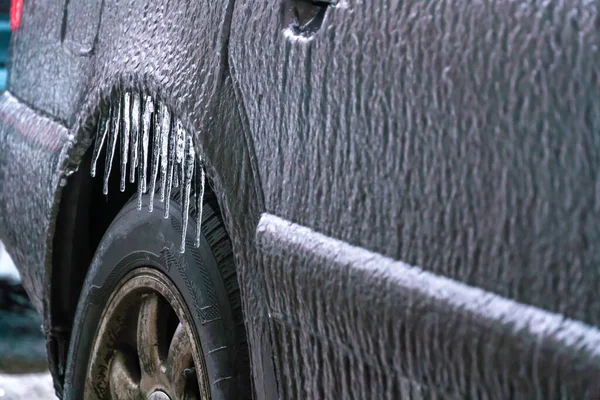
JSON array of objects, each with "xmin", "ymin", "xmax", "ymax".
[
  {"xmin": 0, "ymin": 243, "xmax": 55, "ymax": 399},
  {"xmin": 0, "ymin": 242, "xmax": 19, "ymax": 283},
  {"xmin": 0, "ymin": 373, "xmax": 56, "ymax": 400}
]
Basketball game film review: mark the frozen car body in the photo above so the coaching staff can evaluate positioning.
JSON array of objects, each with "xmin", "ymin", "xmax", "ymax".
[{"xmin": 0, "ymin": 0, "xmax": 599, "ymax": 398}]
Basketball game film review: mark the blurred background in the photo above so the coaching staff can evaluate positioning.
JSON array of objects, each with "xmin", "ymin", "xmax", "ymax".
[
  {"xmin": 0, "ymin": 243, "xmax": 55, "ymax": 399},
  {"xmin": 0, "ymin": 0, "xmax": 57, "ymax": 397}
]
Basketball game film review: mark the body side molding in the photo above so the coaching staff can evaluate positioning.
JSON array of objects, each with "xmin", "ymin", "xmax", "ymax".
[{"xmin": 256, "ymin": 212, "xmax": 600, "ymax": 398}]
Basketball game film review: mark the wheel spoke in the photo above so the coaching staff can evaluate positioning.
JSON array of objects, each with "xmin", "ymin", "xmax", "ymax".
[
  {"xmin": 167, "ymin": 323, "xmax": 194, "ymax": 396},
  {"xmin": 109, "ymin": 351, "xmax": 141, "ymax": 400},
  {"xmin": 85, "ymin": 269, "xmax": 213, "ymax": 400},
  {"xmin": 137, "ymin": 294, "xmax": 164, "ymax": 379}
]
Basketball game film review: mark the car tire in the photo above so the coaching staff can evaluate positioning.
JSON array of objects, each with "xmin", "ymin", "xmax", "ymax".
[{"xmin": 63, "ymin": 189, "xmax": 249, "ymax": 400}]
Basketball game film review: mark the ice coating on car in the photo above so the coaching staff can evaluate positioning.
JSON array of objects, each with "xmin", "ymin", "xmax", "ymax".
[
  {"xmin": 90, "ymin": 92, "xmax": 205, "ymax": 253},
  {"xmin": 1, "ymin": 0, "xmax": 598, "ymax": 396}
]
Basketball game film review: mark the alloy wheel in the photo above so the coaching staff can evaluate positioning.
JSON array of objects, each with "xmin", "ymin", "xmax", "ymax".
[{"xmin": 84, "ymin": 267, "xmax": 210, "ymax": 400}]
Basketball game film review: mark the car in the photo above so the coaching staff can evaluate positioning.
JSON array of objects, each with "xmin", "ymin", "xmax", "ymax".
[{"xmin": 1, "ymin": 0, "xmax": 599, "ymax": 398}]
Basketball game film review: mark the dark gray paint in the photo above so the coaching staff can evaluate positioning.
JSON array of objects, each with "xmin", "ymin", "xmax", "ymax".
[
  {"xmin": 0, "ymin": 93, "xmax": 72, "ymax": 314},
  {"xmin": 9, "ymin": 0, "xmax": 90, "ymax": 124},
  {"xmin": 230, "ymin": 0, "xmax": 600, "ymax": 326},
  {"xmin": 5, "ymin": 0, "xmax": 276, "ymax": 396},
  {"xmin": 0, "ymin": 0, "xmax": 598, "ymax": 397},
  {"xmin": 257, "ymin": 213, "xmax": 600, "ymax": 398}
]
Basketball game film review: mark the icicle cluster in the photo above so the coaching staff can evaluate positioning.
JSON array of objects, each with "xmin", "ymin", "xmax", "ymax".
[{"xmin": 91, "ymin": 92, "xmax": 205, "ymax": 253}]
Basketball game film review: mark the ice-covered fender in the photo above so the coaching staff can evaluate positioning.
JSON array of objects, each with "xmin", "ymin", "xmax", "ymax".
[
  {"xmin": 4, "ymin": 0, "xmax": 276, "ymax": 396},
  {"xmin": 230, "ymin": 0, "xmax": 600, "ymax": 397},
  {"xmin": 9, "ymin": 0, "xmax": 90, "ymax": 125},
  {"xmin": 11, "ymin": 0, "xmax": 234, "ymax": 127},
  {"xmin": 66, "ymin": 0, "xmax": 278, "ymax": 396},
  {"xmin": 0, "ymin": 93, "xmax": 73, "ymax": 314}
]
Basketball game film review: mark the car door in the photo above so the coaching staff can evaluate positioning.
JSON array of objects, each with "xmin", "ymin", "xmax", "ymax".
[{"xmin": 230, "ymin": 0, "xmax": 600, "ymax": 398}]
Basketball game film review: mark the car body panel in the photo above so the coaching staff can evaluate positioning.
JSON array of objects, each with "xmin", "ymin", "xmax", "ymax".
[
  {"xmin": 230, "ymin": 0, "xmax": 600, "ymax": 324},
  {"xmin": 229, "ymin": 0, "xmax": 600, "ymax": 396},
  {"xmin": 0, "ymin": 0, "xmax": 279, "ymax": 396},
  {"xmin": 0, "ymin": 92, "xmax": 72, "ymax": 313},
  {"xmin": 256, "ymin": 212, "xmax": 600, "ymax": 398},
  {"xmin": 9, "ymin": 0, "xmax": 90, "ymax": 125},
  {"xmin": 0, "ymin": 0, "xmax": 599, "ymax": 398}
]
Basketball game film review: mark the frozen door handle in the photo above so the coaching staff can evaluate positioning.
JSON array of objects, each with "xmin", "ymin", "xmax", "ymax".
[{"xmin": 282, "ymin": 0, "xmax": 334, "ymax": 38}]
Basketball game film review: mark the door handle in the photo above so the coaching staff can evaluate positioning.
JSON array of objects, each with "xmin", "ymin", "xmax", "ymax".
[{"xmin": 282, "ymin": 0, "xmax": 334, "ymax": 38}]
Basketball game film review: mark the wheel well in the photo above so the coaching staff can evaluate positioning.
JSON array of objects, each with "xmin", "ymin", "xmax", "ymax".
[
  {"xmin": 51, "ymin": 124, "xmax": 218, "ymax": 381},
  {"xmin": 51, "ymin": 119, "xmax": 233, "ymax": 389},
  {"xmin": 51, "ymin": 145, "xmax": 138, "ymax": 350},
  {"xmin": 47, "ymin": 81, "xmax": 260, "ymax": 392}
]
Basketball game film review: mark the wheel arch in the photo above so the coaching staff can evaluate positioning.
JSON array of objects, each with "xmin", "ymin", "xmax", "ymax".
[
  {"xmin": 48, "ymin": 72, "xmax": 266, "ymax": 394},
  {"xmin": 45, "ymin": 0, "xmax": 279, "ymax": 390},
  {"xmin": 8, "ymin": 0, "xmax": 276, "ymax": 393}
]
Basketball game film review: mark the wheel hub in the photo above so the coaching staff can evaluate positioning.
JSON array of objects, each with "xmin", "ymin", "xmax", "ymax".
[{"xmin": 148, "ymin": 391, "xmax": 171, "ymax": 400}]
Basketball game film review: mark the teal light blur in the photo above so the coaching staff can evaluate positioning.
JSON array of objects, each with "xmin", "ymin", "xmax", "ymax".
[{"xmin": 0, "ymin": 16, "xmax": 10, "ymax": 90}]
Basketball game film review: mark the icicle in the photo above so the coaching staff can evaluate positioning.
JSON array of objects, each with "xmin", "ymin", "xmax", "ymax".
[
  {"xmin": 180, "ymin": 148, "xmax": 185, "ymax": 199},
  {"xmin": 120, "ymin": 92, "xmax": 131, "ymax": 192},
  {"xmin": 148, "ymin": 104, "xmax": 162, "ymax": 212},
  {"xmin": 176, "ymin": 124, "xmax": 186, "ymax": 164},
  {"xmin": 174, "ymin": 121, "xmax": 185, "ymax": 189},
  {"xmin": 194, "ymin": 159, "xmax": 205, "ymax": 247},
  {"xmin": 159, "ymin": 107, "xmax": 171, "ymax": 202},
  {"xmin": 164, "ymin": 119, "xmax": 180, "ymax": 219},
  {"xmin": 91, "ymin": 112, "xmax": 109, "ymax": 177},
  {"xmin": 173, "ymin": 164, "xmax": 180, "ymax": 188},
  {"xmin": 136, "ymin": 140, "xmax": 144, "ymax": 211},
  {"xmin": 137, "ymin": 95, "xmax": 153, "ymax": 210},
  {"xmin": 103, "ymin": 100, "xmax": 120, "ymax": 195},
  {"xmin": 90, "ymin": 93, "xmax": 206, "ymax": 254},
  {"xmin": 129, "ymin": 92, "xmax": 141, "ymax": 183},
  {"xmin": 180, "ymin": 134, "xmax": 195, "ymax": 253}
]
